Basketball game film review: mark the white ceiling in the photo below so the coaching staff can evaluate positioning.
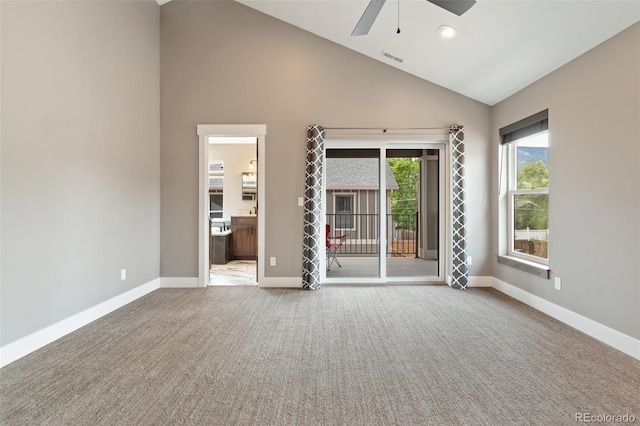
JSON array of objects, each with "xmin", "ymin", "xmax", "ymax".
[{"xmin": 232, "ymin": 0, "xmax": 639, "ymax": 105}]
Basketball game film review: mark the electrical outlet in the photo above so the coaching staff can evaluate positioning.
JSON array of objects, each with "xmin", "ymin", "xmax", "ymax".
[
  {"xmin": 467, "ymin": 256, "xmax": 473, "ymax": 266},
  {"xmin": 121, "ymin": 269, "xmax": 127, "ymax": 281},
  {"xmin": 554, "ymin": 276, "xmax": 561, "ymax": 291},
  {"xmin": 270, "ymin": 257, "xmax": 276, "ymax": 266},
  {"xmin": 297, "ymin": 197, "xmax": 304, "ymax": 207}
]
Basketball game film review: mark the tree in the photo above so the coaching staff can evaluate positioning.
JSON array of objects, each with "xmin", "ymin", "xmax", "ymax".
[
  {"xmin": 518, "ymin": 160, "xmax": 548, "ymax": 190},
  {"xmin": 515, "ymin": 160, "xmax": 549, "ymax": 230},
  {"xmin": 388, "ymin": 158, "xmax": 419, "ymax": 230}
]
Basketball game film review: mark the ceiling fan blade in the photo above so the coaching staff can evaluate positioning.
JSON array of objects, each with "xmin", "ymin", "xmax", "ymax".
[
  {"xmin": 352, "ymin": 0, "xmax": 387, "ymax": 36},
  {"xmin": 427, "ymin": 0, "xmax": 476, "ymax": 16}
]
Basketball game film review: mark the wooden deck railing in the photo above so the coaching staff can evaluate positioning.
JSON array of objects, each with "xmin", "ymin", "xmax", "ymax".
[{"xmin": 326, "ymin": 212, "xmax": 418, "ymax": 257}]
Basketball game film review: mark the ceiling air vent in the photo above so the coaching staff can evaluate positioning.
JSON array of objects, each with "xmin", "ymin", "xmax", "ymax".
[{"xmin": 381, "ymin": 50, "xmax": 403, "ymax": 64}]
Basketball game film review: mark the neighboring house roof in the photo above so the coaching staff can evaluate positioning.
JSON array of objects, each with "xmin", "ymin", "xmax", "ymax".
[
  {"xmin": 515, "ymin": 199, "xmax": 541, "ymax": 209},
  {"xmin": 326, "ymin": 158, "xmax": 399, "ymax": 190}
]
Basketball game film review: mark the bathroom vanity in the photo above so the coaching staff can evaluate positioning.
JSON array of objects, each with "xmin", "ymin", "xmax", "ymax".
[{"xmin": 231, "ymin": 215, "xmax": 257, "ymax": 260}]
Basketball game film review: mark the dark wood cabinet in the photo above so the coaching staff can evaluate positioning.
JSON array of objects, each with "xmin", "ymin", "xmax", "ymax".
[
  {"xmin": 231, "ymin": 216, "xmax": 257, "ymax": 260},
  {"xmin": 211, "ymin": 232, "xmax": 232, "ymax": 265}
]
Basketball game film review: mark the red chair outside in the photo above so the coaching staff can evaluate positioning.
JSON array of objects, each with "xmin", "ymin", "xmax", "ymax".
[{"xmin": 326, "ymin": 224, "xmax": 346, "ymax": 271}]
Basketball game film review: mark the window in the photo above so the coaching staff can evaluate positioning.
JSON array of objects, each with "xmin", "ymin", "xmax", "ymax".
[
  {"xmin": 208, "ymin": 176, "xmax": 224, "ymax": 189},
  {"xmin": 209, "ymin": 161, "xmax": 224, "ymax": 173},
  {"xmin": 334, "ymin": 194, "xmax": 355, "ymax": 229},
  {"xmin": 209, "ymin": 160, "xmax": 224, "ymax": 219},
  {"xmin": 209, "ymin": 193, "xmax": 223, "ymax": 219},
  {"xmin": 500, "ymin": 110, "xmax": 549, "ymax": 266},
  {"xmin": 508, "ymin": 132, "xmax": 549, "ymax": 263}
]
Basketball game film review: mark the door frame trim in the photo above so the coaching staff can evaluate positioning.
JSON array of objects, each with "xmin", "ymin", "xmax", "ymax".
[
  {"xmin": 321, "ymin": 139, "xmax": 449, "ymax": 284},
  {"xmin": 196, "ymin": 124, "xmax": 266, "ymax": 287}
]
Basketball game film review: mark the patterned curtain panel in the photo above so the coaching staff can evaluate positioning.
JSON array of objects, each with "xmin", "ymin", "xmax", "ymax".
[
  {"xmin": 450, "ymin": 126, "xmax": 469, "ymax": 290},
  {"xmin": 302, "ymin": 125, "xmax": 325, "ymax": 291}
]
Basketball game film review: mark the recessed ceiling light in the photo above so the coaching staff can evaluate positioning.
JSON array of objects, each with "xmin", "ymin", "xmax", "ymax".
[{"xmin": 438, "ymin": 25, "xmax": 456, "ymax": 39}]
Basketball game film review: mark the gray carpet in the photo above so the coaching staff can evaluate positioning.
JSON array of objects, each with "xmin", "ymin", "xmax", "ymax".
[{"xmin": 1, "ymin": 286, "xmax": 638, "ymax": 425}]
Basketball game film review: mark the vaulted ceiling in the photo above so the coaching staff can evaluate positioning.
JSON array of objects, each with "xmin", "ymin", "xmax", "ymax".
[{"xmin": 162, "ymin": 0, "xmax": 640, "ymax": 106}]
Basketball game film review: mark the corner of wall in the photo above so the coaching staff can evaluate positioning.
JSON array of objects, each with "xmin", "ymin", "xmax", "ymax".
[
  {"xmin": 490, "ymin": 277, "xmax": 639, "ymax": 360},
  {"xmin": 0, "ymin": 279, "xmax": 160, "ymax": 368}
]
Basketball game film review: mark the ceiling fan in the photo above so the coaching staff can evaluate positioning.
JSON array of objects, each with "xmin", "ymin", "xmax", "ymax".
[{"xmin": 352, "ymin": 0, "xmax": 476, "ymax": 36}]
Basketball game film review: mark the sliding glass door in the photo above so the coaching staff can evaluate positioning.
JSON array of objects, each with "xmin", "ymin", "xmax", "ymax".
[
  {"xmin": 385, "ymin": 149, "xmax": 441, "ymax": 280},
  {"xmin": 325, "ymin": 148, "xmax": 381, "ymax": 279},
  {"xmin": 322, "ymin": 141, "xmax": 445, "ymax": 284}
]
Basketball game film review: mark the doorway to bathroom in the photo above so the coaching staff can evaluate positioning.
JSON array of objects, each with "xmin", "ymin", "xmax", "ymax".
[
  {"xmin": 208, "ymin": 138, "xmax": 258, "ymax": 286},
  {"xmin": 196, "ymin": 124, "xmax": 266, "ymax": 287}
]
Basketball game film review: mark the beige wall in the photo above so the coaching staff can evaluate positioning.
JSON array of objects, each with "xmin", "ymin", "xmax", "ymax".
[
  {"xmin": 491, "ymin": 23, "xmax": 640, "ymax": 338},
  {"xmin": 160, "ymin": 0, "xmax": 492, "ymax": 278},
  {"xmin": 1, "ymin": 1, "xmax": 161, "ymax": 345}
]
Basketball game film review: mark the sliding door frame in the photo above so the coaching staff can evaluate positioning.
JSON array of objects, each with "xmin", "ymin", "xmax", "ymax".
[{"xmin": 321, "ymin": 138, "xmax": 450, "ymax": 285}]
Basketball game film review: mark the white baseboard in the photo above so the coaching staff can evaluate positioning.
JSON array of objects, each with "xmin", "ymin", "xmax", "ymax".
[
  {"xmin": 160, "ymin": 277, "xmax": 200, "ymax": 288},
  {"xmin": 491, "ymin": 277, "xmax": 640, "ymax": 360},
  {"xmin": 0, "ymin": 278, "xmax": 160, "ymax": 368},
  {"xmin": 467, "ymin": 276, "xmax": 493, "ymax": 287},
  {"xmin": 259, "ymin": 277, "xmax": 303, "ymax": 288},
  {"xmin": 444, "ymin": 275, "xmax": 489, "ymax": 287}
]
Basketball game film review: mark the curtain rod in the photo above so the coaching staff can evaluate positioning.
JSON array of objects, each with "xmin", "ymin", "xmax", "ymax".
[
  {"xmin": 322, "ymin": 126, "xmax": 452, "ymax": 131},
  {"xmin": 322, "ymin": 127, "xmax": 454, "ymax": 137}
]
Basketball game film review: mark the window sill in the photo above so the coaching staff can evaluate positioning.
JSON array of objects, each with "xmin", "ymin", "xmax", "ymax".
[{"xmin": 496, "ymin": 255, "xmax": 550, "ymax": 279}]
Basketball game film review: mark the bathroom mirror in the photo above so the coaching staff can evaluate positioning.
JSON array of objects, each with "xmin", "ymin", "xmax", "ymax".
[{"xmin": 242, "ymin": 172, "xmax": 256, "ymax": 200}]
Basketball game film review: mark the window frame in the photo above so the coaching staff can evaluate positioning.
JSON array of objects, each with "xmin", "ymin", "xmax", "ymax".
[
  {"xmin": 209, "ymin": 160, "xmax": 224, "ymax": 219},
  {"xmin": 209, "ymin": 191, "xmax": 223, "ymax": 219},
  {"xmin": 333, "ymin": 193, "xmax": 356, "ymax": 231},
  {"xmin": 506, "ymin": 133, "xmax": 549, "ymax": 266}
]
